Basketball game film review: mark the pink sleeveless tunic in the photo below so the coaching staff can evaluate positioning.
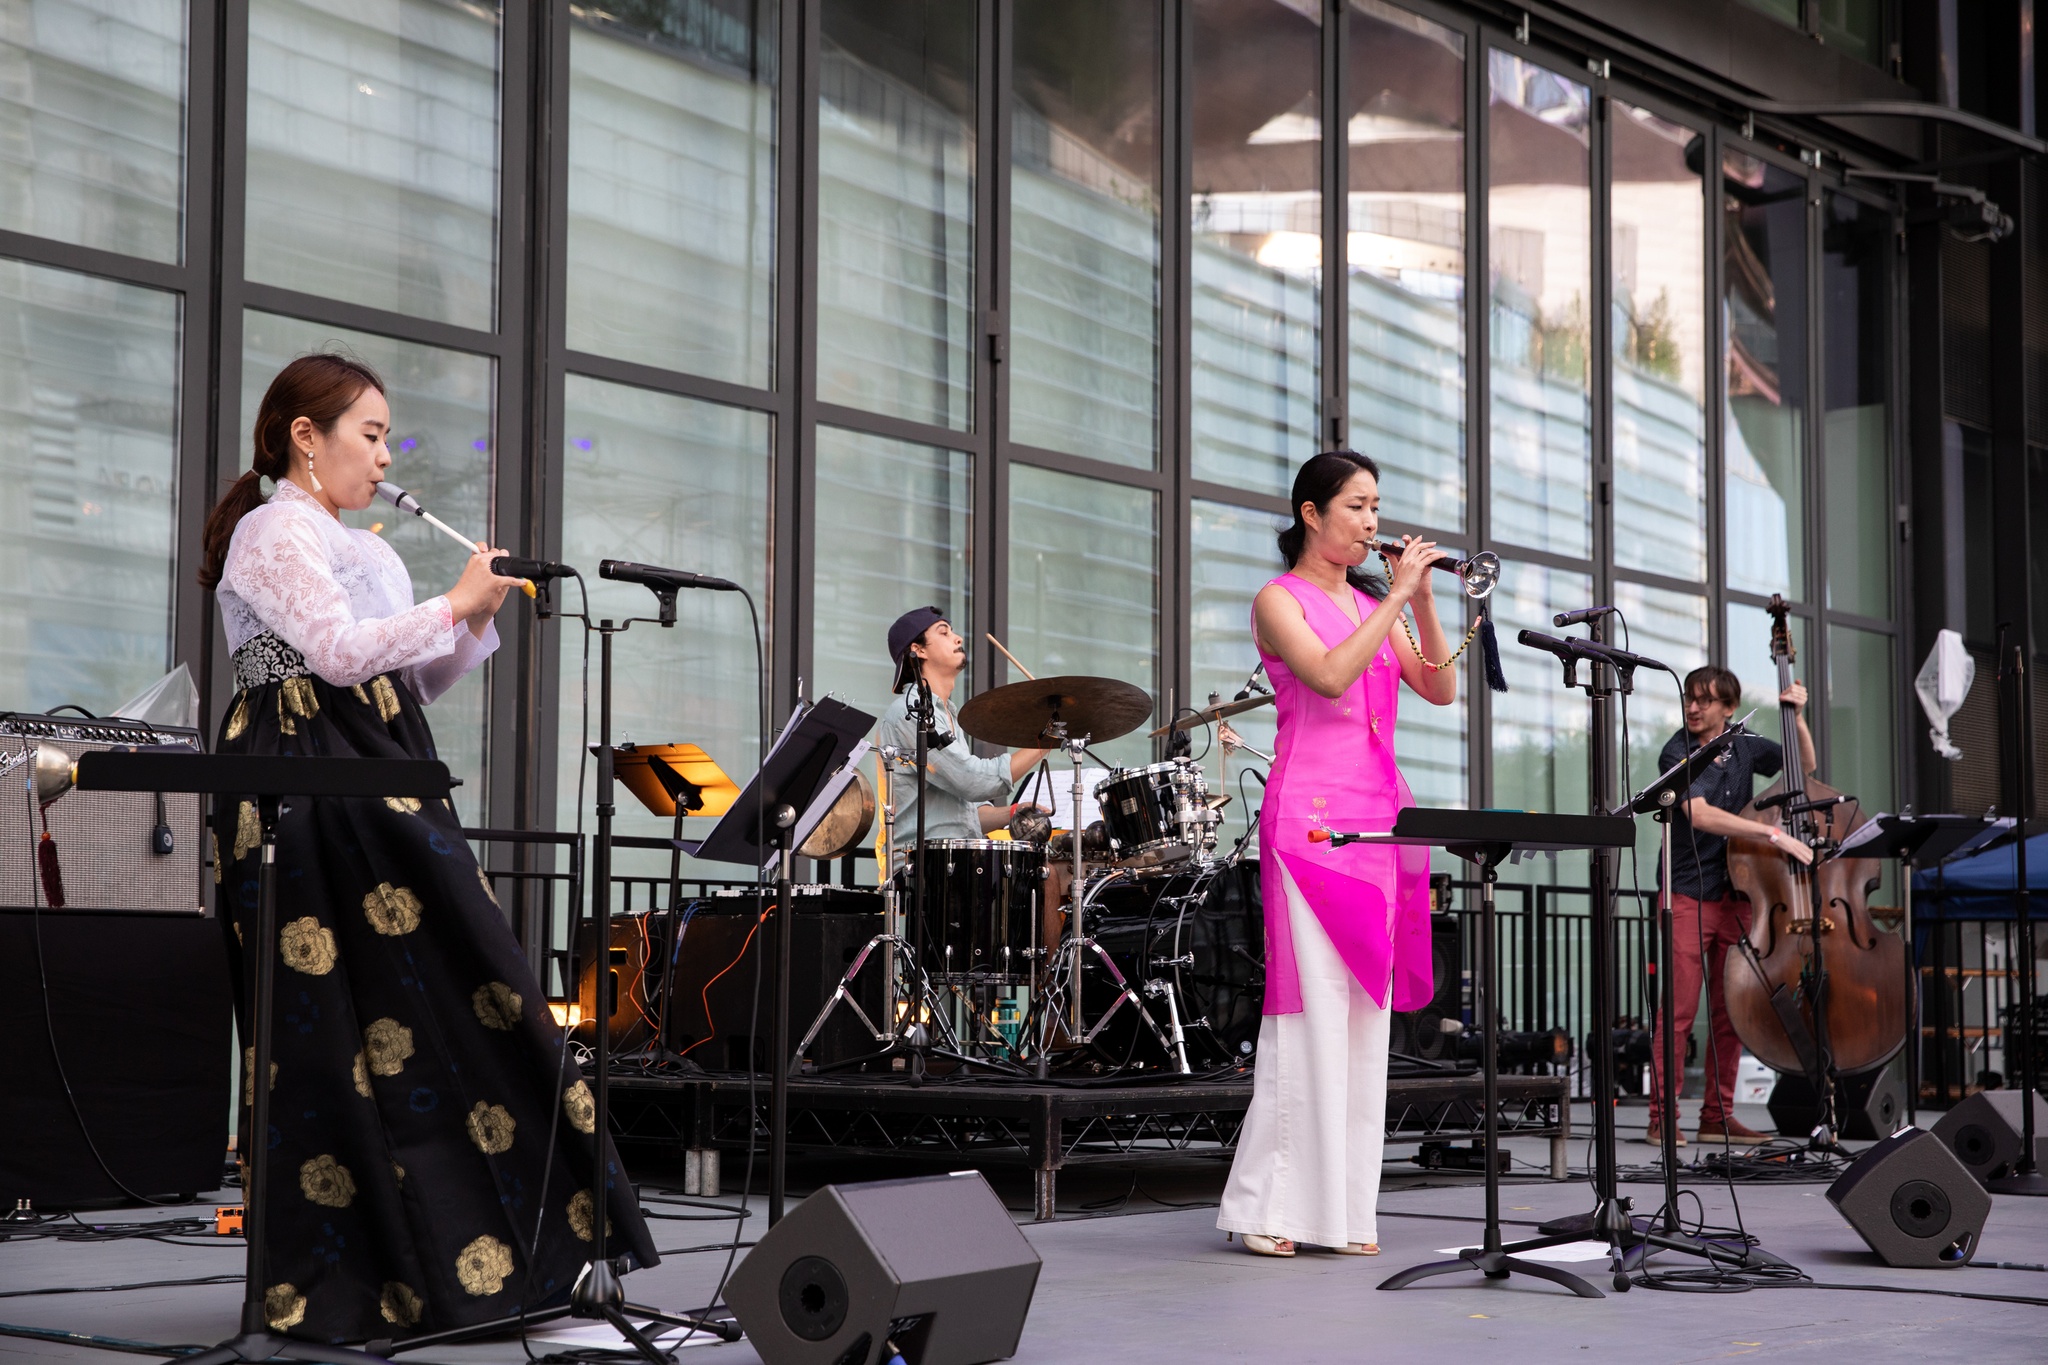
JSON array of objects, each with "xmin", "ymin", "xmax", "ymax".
[{"xmin": 1258, "ymin": 574, "xmax": 1434, "ymax": 1014}]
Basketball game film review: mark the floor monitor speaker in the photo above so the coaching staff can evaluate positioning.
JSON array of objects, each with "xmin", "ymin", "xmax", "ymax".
[
  {"xmin": 725, "ymin": 1171, "xmax": 1040, "ymax": 1365},
  {"xmin": 1825, "ymin": 1126, "xmax": 1990, "ymax": 1268},
  {"xmin": 1930, "ymin": 1089, "xmax": 2047, "ymax": 1183},
  {"xmin": 1767, "ymin": 1057, "xmax": 1906, "ymax": 1140}
]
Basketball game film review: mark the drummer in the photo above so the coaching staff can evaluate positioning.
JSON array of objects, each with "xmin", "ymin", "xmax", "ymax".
[{"xmin": 877, "ymin": 605, "xmax": 1051, "ymax": 871}]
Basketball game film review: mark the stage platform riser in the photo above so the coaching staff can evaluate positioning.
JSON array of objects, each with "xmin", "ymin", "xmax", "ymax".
[{"xmin": 604, "ymin": 1073, "xmax": 1570, "ymax": 1218}]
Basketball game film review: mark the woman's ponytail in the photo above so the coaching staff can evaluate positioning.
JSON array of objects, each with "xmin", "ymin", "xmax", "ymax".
[{"xmin": 195, "ymin": 353, "xmax": 384, "ymax": 590}]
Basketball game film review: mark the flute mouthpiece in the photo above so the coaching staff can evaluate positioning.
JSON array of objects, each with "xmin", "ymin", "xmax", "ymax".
[{"xmin": 373, "ymin": 481, "xmax": 423, "ymax": 516}]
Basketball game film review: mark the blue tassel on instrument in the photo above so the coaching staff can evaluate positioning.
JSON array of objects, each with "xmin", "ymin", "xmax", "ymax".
[{"xmin": 1480, "ymin": 598, "xmax": 1508, "ymax": 693}]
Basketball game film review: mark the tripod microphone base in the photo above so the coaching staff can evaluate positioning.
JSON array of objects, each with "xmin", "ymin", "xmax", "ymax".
[
  {"xmin": 180, "ymin": 1334, "xmax": 395, "ymax": 1365},
  {"xmin": 1987, "ymin": 1167, "xmax": 2048, "ymax": 1197},
  {"xmin": 1377, "ymin": 1242, "xmax": 1606, "ymax": 1298}
]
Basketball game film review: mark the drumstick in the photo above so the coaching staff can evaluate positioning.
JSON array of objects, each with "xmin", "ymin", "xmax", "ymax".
[
  {"xmin": 375, "ymin": 481, "xmax": 536, "ymax": 597},
  {"xmin": 985, "ymin": 633, "xmax": 1036, "ymax": 680}
]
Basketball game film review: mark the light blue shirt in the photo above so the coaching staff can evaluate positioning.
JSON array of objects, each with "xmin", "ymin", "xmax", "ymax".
[{"xmin": 877, "ymin": 687, "xmax": 1012, "ymax": 860}]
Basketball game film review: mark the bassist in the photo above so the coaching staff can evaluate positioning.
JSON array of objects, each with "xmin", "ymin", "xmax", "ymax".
[{"xmin": 1647, "ymin": 665, "xmax": 1816, "ymax": 1147}]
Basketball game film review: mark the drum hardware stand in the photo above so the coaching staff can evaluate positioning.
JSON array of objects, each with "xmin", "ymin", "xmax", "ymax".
[
  {"xmin": 1034, "ymin": 866, "xmax": 1180, "ymax": 1072},
  {"xmin": 801, "ymin": 701, "xmax": 989, "ymax": 1077}
]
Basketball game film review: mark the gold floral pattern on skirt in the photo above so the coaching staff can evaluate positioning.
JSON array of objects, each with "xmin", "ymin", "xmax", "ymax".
[
  {"xmin": 242, "ymin": 1046, "xmax": 277, "ymax": 1105},
  {"xmin": 351, "ymin": 683, "xmax": 372, "ymax": 707},
  {"xmin": 211, "ymin": 832, "xmax": 223, "ymax": 884},
  {"xmin": 566, "ymin": 1188, "xmax": 601, "ymax": 1242},
  {"xmin": 379, "ymin": 1281, "xmax": 424, "ymax": 1327},
  {"xmin": 370, "ymin": 675, "xmax": 403, "ymax": 723},
  {"xmin": 234, "ymin": 801, "xmax": 262, "ymax": 861},
  {"xmin": 391, "ymin": 1160, "xmax": 405, "ymax": 1184},
  {"xmin": 455, "ymin": 1235, "xmax": 514, "ymax": 1296},
  {"xmin": 265, "ymin": 1283, "xmax": 307, "ymax": 1330},
  {"xmin": 465, "ymin": 1102, "xmax": 516, "ymax": 1155},
  {"xmin": 362, "ymin": 1018, "xmax": 415, "ymax": 1076},
  {"xmin": 352, "ymin": 1051, "xmax": 372, "ymax": 1098},
  {"xmin": 225, "ymin": 692, "xmax": 252, "ymax": 741},
  {"xmin": 563, "ymin": 1079, "xmax": 595, "ymax": 1134},
  {"xmin": 279, "ymin": 917, "xmax": 338, "ymax": 975},
  {"xmin": 384, "ymin": 795, "xmax": 422, "ymax": 815},
  {"xmin": 362, "ymin": 882, "xmax": 423, "ymax": 935},
  {"xmin": 299, "ymin": 1154, "xmax": 357, "ymax": 1208},
  {"xmin": 471, "ymin": 981, "xmax": 521, "ymax": 1030},
  {"xmin": 277, "ymin": 677, "xmax": 320, "ymax": 735},
  {"xmin": 477, "ymin": 865, "xmax": 500, "ymax": 908}
]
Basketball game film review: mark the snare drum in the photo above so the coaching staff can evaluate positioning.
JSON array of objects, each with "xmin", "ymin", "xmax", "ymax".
[
  {"xmin": 898, "ymin": 839, "xmax": 1043, "ymax": 981},
  {"xmin": 1094, "ymin": 760, "xmax": 1218, "ymax": 869}
]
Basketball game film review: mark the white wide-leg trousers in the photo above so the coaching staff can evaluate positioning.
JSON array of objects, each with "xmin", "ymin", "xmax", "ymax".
[{"xmin": 1216, "ymin": 863, "xmax": 1391, "ymax": 1248}]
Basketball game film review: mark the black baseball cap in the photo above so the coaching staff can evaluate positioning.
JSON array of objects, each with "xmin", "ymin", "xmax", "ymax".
[{"xmin": 886, "ymin": 605, "xmax": 947, "ymax": 692}]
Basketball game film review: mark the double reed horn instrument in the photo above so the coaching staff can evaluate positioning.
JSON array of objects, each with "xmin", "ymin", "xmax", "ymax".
[{"xmin": 1371, "ymin": 541, "xmax": 1502, "ymax": 599}]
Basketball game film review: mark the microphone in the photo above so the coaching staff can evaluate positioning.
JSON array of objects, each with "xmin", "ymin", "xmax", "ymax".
[
  {"xmin": 1234, "ymin": 661, "xmax": 1271, "ymax": 702},
  {"xmin": 1553, "ymin": 605, "xmax": 1617, "ymax": 628},
  {"xmin": 598, "ymin": 560, "xmax": 740, "ymax": 593},
  {"xmin": 1569, "ymin": 636, "xmax": 1674, "ymax": 675},
  {"xmin": 1305, "ymin": 828, "xmax": 1364, "ymax": 847},
  {"xmin": 1516, "ymin": 629, "xmax": 1587, "ymax": 665},
  {"xmin": 491, "ymin": 555, "xmax": 576, "ymax": 582}
]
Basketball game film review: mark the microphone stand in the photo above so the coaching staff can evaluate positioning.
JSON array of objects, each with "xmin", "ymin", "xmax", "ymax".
[{"xmin": 393, "ymin": 599, "xmax": 739, "ymax": 1360}]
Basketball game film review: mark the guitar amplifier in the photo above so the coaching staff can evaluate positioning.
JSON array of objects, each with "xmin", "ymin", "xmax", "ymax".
[{"xmin": 1, "ymin": 712, "xmax": 209, "ymax": 916}]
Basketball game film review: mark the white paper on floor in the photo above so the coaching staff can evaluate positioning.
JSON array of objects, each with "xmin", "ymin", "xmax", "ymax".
[
  {"xmin": 532, "ymin": 1320, "xmax": 726, "ymax": 1348},
  {"xmin": 1431, "ymin": 1240, "xmax": 1612, "ymax": 1263}
]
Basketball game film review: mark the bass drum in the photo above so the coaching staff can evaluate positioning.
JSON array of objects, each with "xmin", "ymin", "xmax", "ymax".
[{"xmin": 1082, "ymin": 859, "xmax": 1265, "ymax": 1073}]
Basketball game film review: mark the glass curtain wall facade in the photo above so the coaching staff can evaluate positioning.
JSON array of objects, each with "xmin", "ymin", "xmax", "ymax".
[{"xmin": 0, "ymin": 0, "xmax": 1907, "ymax": 871}]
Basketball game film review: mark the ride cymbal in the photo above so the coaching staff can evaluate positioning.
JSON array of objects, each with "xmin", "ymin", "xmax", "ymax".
[
  {"xmin": 1148, "ymin": 691, "xmax": 1274, "ymax": 737},
  {"xmin": 956, "ymin": 675, "xmax": 1153, "ymax": 747}
]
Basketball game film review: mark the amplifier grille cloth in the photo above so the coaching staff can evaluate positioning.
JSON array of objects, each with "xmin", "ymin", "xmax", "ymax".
[{"xmin": 1, "ymin": 721, "xmax": 207, "ymax": 915}]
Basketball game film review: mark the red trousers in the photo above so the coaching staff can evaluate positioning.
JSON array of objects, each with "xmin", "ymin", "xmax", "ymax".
[{"xmin": 1647, "ymin": 894, "xmax": 1752, "ymax": 1127}]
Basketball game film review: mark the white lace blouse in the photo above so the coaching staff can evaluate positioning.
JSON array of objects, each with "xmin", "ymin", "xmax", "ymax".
[{"xmin": 217, "ymin": 478, "xmax": 497, "ymax": 704}]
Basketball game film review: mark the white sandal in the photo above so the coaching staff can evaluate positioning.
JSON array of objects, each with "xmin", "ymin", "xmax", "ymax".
[
  {"xmin": 1228, "ymin": 1231, "xmax": 1296, "ymax": 1257},
  {"xmin": 1332, "ymin": 1242, "xmax": 1381, "ymax": 1256}
]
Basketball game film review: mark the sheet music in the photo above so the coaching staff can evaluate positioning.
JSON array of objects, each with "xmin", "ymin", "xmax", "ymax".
[
  {"xmin": 1024, "ymin": 765, "xmax": 1109, "ymax": 831},
  {"xmin": 775, "ymin": 738, "xmax": 871, "ymax": 871}
]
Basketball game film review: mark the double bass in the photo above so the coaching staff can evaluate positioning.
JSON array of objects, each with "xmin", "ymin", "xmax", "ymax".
[{"xmin": 1724, "ymin": 596, "xmax": 1908, "ymax": 1109}]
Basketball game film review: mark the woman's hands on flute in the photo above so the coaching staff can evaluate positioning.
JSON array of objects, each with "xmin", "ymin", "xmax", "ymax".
[{"xmin": 447, "ymin": 545, "xmax": 527, "ymax": 636}]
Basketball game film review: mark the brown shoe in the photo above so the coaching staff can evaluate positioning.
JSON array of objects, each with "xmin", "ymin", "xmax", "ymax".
[
  {"xmin": 1697, "ymin": 1117, "xmax": 1768, "ymax": 1146},
  {"xmin": 1643, "ymin": 1117, "xmax": 1687, "ymax": 1147}
]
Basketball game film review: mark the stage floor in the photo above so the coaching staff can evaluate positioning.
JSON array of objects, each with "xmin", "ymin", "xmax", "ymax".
[{"xmin": 4, "ymin": 1102, "xmax": 2044, "ymax": 1365}]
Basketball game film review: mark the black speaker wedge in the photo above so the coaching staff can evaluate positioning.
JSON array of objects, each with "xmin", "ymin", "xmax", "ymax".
[
  {"xmin": 1931, "ymin": 1089, "xmax": 2046, "ymax": 1184},
  {"xmin": 1825, "ymin": 1126, "xmax": 1991, "ymax": 1268},
  {"xmin": 726, "ymin": 1171, "xmax": 1041, "ymax": 1365}
]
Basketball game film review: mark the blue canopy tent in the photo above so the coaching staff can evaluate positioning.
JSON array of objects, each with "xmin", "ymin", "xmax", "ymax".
[{"xmin": 1912, "ymin": 831, "xmax": 2048, "ymax": 921}]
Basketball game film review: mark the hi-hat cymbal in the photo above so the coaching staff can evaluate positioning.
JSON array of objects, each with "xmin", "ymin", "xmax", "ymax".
[
  {"xmin": 957, "ymin": 675, "xmax": 1153, "ymax": 748},
  {"xmin": 1148, "ymin": 691, "xmax": 1274, "ymax": 737}
]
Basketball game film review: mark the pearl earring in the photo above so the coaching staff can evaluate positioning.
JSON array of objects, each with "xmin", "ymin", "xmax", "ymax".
[{"xmin": 304, "ymin": 447, "xmax": 322, "ymax": 494}]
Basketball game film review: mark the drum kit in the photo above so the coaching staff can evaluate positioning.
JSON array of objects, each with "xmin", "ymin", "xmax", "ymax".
[{"xmin": 796, "ymin": 671, "xmax": 1272, "ymax": 1079}]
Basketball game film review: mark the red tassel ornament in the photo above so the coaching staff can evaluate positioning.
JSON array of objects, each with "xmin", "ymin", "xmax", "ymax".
[{"xmin": 37, "ymin": 812, "xmax": 65, "ymax": 909}]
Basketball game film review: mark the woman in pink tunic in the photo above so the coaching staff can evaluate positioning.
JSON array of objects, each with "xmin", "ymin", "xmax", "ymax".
[{"xmin": 1217, "ymin": 450, "xmax": 1457, "ymax": 1257}]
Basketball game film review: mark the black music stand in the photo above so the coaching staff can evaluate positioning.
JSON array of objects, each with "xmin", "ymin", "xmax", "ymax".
[
  {"xmin": 1349, "ymin": 808, "xmax": 1632, "ymax": 1299},
  {"xmin": 683, "ymin": 697, "xmax": 874, "ymax": 1224},
  {"xmin": 1837, "ymin": 813, "xmax": 1996, "ymax": 1127},
  {"xmin": 73, "ymin": 752, "xmax": 451, "ymax": 1365}
]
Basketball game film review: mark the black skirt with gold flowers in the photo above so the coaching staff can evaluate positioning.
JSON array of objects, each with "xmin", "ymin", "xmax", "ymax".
[{"xmin": 212, "ymin": 647, "xmax": 657, "ymax": 1342}]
